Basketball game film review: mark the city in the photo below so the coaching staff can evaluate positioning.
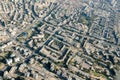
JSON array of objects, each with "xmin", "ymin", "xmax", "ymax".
[{"xmin": 0, "ymin": 0, "xmax": 120, "ymax": 80}]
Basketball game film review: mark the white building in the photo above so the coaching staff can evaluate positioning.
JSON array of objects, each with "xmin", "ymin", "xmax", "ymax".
[
  {"xmin": 14, "ymin": 57, "xmax": 20, "ymax": 62},
  {"xmin": 6, "ymin": 59, "xmax": 13, "ymax": 65}
]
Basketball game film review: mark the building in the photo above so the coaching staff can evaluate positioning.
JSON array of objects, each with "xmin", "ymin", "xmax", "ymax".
[{"xmin": 6, "ymin": 59, "xmax": 13, "ymax": 65}]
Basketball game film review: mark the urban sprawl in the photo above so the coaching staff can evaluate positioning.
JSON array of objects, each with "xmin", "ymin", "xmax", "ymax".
[{"xmin": 0, "ymin": 0, "xmax": 120, "ymax": 80}]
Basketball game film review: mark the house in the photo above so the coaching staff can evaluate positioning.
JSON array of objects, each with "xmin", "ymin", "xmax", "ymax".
[
  {"xmin": 14, "ymin": 57, "xmax": 20, "ymax": 62},
  {"xmin": 6, "ymin": 59, "xmax": 13, "ymax": 65},
  {"xmin": 29, "ymin": 58, "xmax": 35, "ymax": 64},
  {"xmin": 33, "ymin": 73, "xmax": 39, "ymax": 79},
  {"xmin": 11, "ymin": 78, "xmax": 15, "ymax": 80},
  {"xmin": 81, "ymin": 62, "xmax": 91, "ymax": 70},
  {"xmin": 32, "ymin": 33, "xmax": 44, "ymax": 39},
  {"xmin": 10, "ymin": 54, "xmax": 16, "ymax": 58},
  {"xmin": 28, "ymin": 40, "xmax": 33, "ymax": 47},
  {"xmin": 9, "ymin": 66, "xmax": 17, "ymax": 73},
  {"xmin": 19, "ymin": 63, "xmax": 26, "ymax": 72},
  {"xmin": 0, "ymin": 31, "xmax": 7, "ymax": 36},
  {"xmin": 56, "ymin": 70, "xmax": 62, "ymax": 75},
  {"xmin": 0, "ymin": 76, "xmax": 3, "ymax": 80},
  {"xmin": 50, "ymin": 63, "xmax": 55, "ymax": 71},
  {"xmin": 1, "ymin": 44, "xmax": 7, "ymax": 50},
  {"xmin": 85, "ymin": 60, "xmax": 93, "ymax": 66},
  {"xmin": 25, "ymin": 72, "xmax": 30, "ymax": 77},
  {"xmin": 3, "ymin": 71, "xmax": 8, "ymax": 77}
]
